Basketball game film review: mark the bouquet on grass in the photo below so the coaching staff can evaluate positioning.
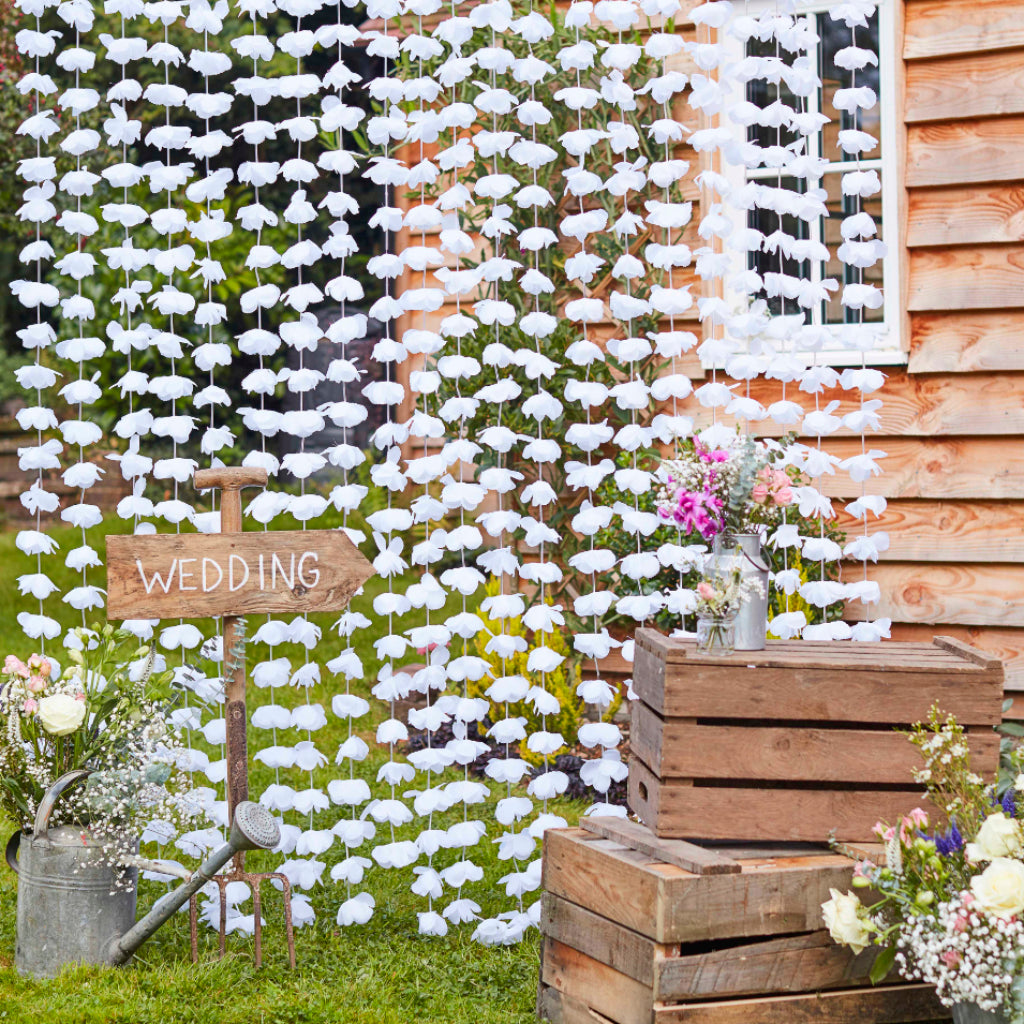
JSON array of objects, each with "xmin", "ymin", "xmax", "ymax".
[
  {"xmin": 823, "ymin": 708, "xmax": 1024, "ymax": 1021},
  {"xmin": 0, "ymin": 624, "xmax": 196, "ymax": 870}
]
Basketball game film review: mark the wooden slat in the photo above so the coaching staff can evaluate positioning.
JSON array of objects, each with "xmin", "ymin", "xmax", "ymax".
[
  {"xmin": 655, "ymin": 931, "xmax": 883, "ymax": 1003},
  {"xmin": 632, "ymin": 636, "xmax": 1003, "ymax": 725},
  {"xmin": 904, "ymin": 0, "xmax": 1024, "ymax": 59},
  {"xmin": 907, "ymin": 118, "xmax": 1024, "ymax": 187},
  {"xmin": 907, "ymin": 185, "xmax": 1024, "ymax": 247},
  {"xmin": 908, "ymin": 245, "xmax": 1024, "ymax": 311},
  {"xmin": 536, "ymin": 984, "xmax": 611, "ymax": 1024},
  {"xmin": 629, "ymin": 702, "xmax": 999, "ymax": 784},
  {"xmin": 864, "ymin": 562, "xmax": 1024, "ymax": 629},
  {"xmin": 688, "ymin": 371, "xmax": 1024, "ymax": 436},
  {"xmin": 836, "ymin": 499, "xmax": 1024, "ymax": 563},
  {"xmin": 817, "ymin": 438, "xmax": 1024, "ymax": 500},
  {"xmin": 889, "ymin": 623, "xmax": 1024, "ymax": 694},
  {"xmin": 542, "ymin": 829, "xmax": 858, "ymax": 944},
  {"xmin": 628, "ymin": 758, "xmax": 932, "ymax": 844},
  {"xmin": 653, "ymin": 985, "xmax": 947, "ymax": 1024},
  {"xmin": 542, "ymin": 939, "xmax": 653, "ymax": 1024},
  {"xmin": 910, "ymin": 310, "xmax": 1024, "ymax": 372},
  {"xmin": 906, "ymin": 51, "xmax": 1024, "ymax": 122},
  {"xmin": 541, "ymin": 894, "xmax": 658, "ymax": 988},
  {"xmin": 579, "ymin": 817, "xmax": 740, "ymax": 875}
]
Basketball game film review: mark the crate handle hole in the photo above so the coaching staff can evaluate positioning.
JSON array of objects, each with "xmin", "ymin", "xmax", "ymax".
[{"xmin": 638, "ymin": 782, "xmax": 648, "ymax": 801}]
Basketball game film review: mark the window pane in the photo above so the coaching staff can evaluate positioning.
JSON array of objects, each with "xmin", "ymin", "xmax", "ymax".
[
  {"xmin": 818, "ymin": 9, "xmax": 881, "ymax": 163},
  {"xmin": 820, "ymin": 172, "xmax": 884, "ymax": 325},
  {"xmin": 747, "ymin": 177, "xmax": 811, "ymax": 318},
  {"xmin": 744, "ymin": 39, "xmax": 801, "ymax": 153}
]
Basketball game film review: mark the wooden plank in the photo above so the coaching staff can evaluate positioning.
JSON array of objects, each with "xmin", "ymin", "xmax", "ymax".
[
  {"xmin": 888, "ymin": 623, "xmax": 1024, "ymax": 694},
  {"xmin": 686, "ymin": 371, "xmax": 1024, "ymax": 436},
  {"xmin": 865, "ymin": 562, "xmax": 1024, "ymax": 629},
  {"xmin": 105, "ymin": 530, "xmax": 374, "ymax": 619},
  {"xmin": 579, "ymin": 817, "xmax": 740, "ymax": 875},
  {"xmin": 836, "ymin": 499, "xmax": 1024, "ymax": 563},
  {"xmin": 629, "ymin": 702, "xmax": 1000, "ymax": 784},
  {"xmin": 907, "ymin": 118, "xmax": 1024, "ymax": 187},
  {"xmin": 910, "ymin": 310, "xmax": 1024, "ymax": 372},
  {"xmin": 653, "ymin": 985, "xmax": 948, "ymax": 1024},
  {"xmin": 537, "ymin": 984, "xmax": 614, "ymax": 1024},
  {"xmin": 909, "ymin": 245, "xmax": 1024, "ymax": 311},
  {"xmin": 817, "ymin": 438, "xmax": 1024, "ymax": 500},
  {"xmin": 933, "ymin": 634, "xmax": 1004, "ymax": 670},
  {"xmin": 904, "ymin": 0, "xmax": 1024, "ymax": 60},
  {"xmin": 655, "ymin": 931, "xmax": 883, "ymax": 1003},
  {"xmin": 628, "ymin": 759, "xmax": 933, "ymax": 844},
  {"xmin": 906, "ymin": 51, "xmax": 1024, "ymax": 122},
  {"xmin": 907, "ymin": 185, "xmax": 1024, "ymax": 246},
  {"xmin": 631, "ymin": 639, "xmax": 1004, "ymax": 725},
  {"xmin": 543, "ymin": 830, "xmax": 861, "ymax": 945},
  {"xmin": 541, "ymin": 894, "xmax": 658, "ymax": 988},
  {"xmin": 542, "ymin": 938, "xmax": 654, "ymax": 1024}
]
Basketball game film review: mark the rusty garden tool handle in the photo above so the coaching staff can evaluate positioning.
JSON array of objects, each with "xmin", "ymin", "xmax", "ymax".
[
  {"xmin": 5, "ymin": 831, "xmax": 20, "ymax": 875},
  {"xmin": 34, "ymin": 768, "xmax": 92, "ymax": 838},
  {"xmin": 192, "ymin": 467, "xmax": 267, "ymax": 852}
]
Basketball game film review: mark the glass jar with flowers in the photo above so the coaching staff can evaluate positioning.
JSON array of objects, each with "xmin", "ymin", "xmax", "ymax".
[
  {"xmin": 823, "ymin": 707, "xmax": 1024, "ymax": 1024},
  {"xmin": 657, "ymin": 435, "xmax": 793, "ymax": 649},
  {"xmin": 692, "ymin": 560, "xmax": 764, "ymax": 657}
]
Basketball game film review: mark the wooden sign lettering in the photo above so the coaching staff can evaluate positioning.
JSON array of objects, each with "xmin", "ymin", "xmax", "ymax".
[{"xmin": 106, "ymin": 530, "xmax": 374, "ymax": 619}]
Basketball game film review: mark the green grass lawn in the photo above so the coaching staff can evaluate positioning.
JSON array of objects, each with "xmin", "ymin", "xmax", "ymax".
[{"xmin": 0, "ymin": 516, "xmax": 579, "ymax": 1023}]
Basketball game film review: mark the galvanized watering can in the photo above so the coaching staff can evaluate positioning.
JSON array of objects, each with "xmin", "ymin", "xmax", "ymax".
[{"xmin": 5, "ymin": 770, "xmax": 280, "ymax": 978}]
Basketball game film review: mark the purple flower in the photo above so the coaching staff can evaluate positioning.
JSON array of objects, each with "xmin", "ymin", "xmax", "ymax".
[{"xmin": 934, "ymin": 823, "xmax": 964, "ymax": 857}]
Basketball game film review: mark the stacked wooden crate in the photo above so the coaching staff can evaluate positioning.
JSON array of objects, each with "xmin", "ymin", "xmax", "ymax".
[
  {"xmin": 629, "ymin": 628, "xmax": 1004, "ymax": 841},
  {"xmin": 538, "ymin": 822, "xmax": 948, "ymax": 1024}
]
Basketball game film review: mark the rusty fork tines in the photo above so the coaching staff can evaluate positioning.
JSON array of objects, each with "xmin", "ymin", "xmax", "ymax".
[{"xmin": 188, "ymin": 864, "xmax": 296, "ymax": 969}]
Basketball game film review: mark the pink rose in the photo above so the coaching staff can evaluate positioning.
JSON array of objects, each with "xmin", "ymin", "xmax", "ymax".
[
  {"xmin": 751, "ymin": 484, "xmax": 769, "ymax": 505},
  {"xmin": 696, "ymin": 582, "xmax": 715, "ymax": 601},
  {"xmin": 22, "ymin": 698, "xmax": 37, "ymax": 714},
  {"xmin": 941, "ymin": 950, "xmax": 961, "ymax": 967},
  {"xmin": 756, "ymin": 465, "xmax": 773, "ymax": 484},
  {"xmin": 38, "ymin": 659, "xmax": 52, "ymax": 679},
  {"xmin": 774, "ymin": 486, "xmax": 793, "ymax": 507},
  {"xmin": 26, "ymin": 676, "xmax": 45, "ymax": 693},
  {"xmin": 4, "ymin": 656, "xmax": 28, "ymax": 679},
  {"xmin": 74, "ymin": 692, "xmax": 86, "ymax": 702}
]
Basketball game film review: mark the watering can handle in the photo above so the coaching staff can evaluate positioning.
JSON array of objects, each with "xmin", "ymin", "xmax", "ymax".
[
  {"xmin": 34, "ymin": 768, "xmax": 92, "ymax": 839},
  {"xmin": 5, "ymin": 832, "xmax": 20, "ymax": 875}
]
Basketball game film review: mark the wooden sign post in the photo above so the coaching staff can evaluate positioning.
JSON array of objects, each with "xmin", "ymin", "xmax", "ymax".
[{"xmin": 105, "ymin": 466, "xmax": 375, "ymax": 966}]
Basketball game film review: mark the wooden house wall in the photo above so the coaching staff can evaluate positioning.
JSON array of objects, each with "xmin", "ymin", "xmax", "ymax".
[{"xmin": 389, "ymin": 0, "xmax": 1024, "ymax": 693}]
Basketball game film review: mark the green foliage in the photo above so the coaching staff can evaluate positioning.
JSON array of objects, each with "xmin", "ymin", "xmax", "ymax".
[{"xmin": 469, "ymin": 578, "xmax": 621, "ymax": 765}]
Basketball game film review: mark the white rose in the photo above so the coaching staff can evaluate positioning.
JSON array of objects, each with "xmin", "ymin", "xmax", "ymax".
[
  {"xmin": 966, "ymin": 811, "xmax": 1024, "ymax": 863},
  {"xmin": 822, "ymin": 888, "xmax": 872, "ymax": 954},
  {"xmin": 37, "ymin": 693, "xmax": 86, "ymax": 736},
  {"xmin": 1015, "ymin": 773, "xmax": 1024, "ymax": 793},
  {"xmin": 971, "ymin": 858, "xmax": 1024, "ymax": 919}
]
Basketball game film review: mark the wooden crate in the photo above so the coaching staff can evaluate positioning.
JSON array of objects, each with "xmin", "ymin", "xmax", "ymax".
[
  {"xmin": 628, "ymin": 629, "xmax": 1004, "ymax": 842},
  {"xmin": 537, "ymin": 824, "xmax": 950, "ymax": 1024}
]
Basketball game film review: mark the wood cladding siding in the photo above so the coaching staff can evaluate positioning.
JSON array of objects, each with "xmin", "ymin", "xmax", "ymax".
[{"xmin": 894, "ymin": 0, "xmax": 1024, "ymax": 691}]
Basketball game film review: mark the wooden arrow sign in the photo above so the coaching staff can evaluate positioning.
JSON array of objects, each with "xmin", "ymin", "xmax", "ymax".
[{"xmin": 106, "ymin": 529, "xmax": 374, "ymax": 620}]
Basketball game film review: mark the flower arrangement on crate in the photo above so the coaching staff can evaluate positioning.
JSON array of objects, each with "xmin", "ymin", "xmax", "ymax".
[
  {"xmin": 823, "ymin": 707, "xmax": 1024, "ymax": 1021},
  {"xmin": 655, "ymin": 435, "xmax": 793, "ymax": 542},
  {"xmin": 0, "ymin": 625, "xmax": 196, "ymax": 870},
  {"xmin": 656, "ymin": 435, "xmax": 789, "ymax": 650}
]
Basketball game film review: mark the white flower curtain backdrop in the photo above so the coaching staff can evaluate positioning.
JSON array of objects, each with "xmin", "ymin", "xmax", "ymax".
[{"xmin": 11, "ymin": 0, "xmax": 890, "ymax": 940}]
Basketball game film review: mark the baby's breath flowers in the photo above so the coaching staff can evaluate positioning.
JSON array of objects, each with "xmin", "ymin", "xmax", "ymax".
[
  {"xmin": 0, "ymin": 625, "xmax": 197, "ymax": 880},
  {"xmin": 824, "ymin": 708, "xmax": 1024, "ymax": 1017}
]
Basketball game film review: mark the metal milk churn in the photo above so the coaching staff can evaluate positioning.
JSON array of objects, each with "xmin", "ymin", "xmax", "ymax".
[
  {"xmin": 5, "ymin": 771, "xmax": 137, "ymax": 979},
  {"xmin": 712, "ymin": 532, "xmax": 770, "ymax": 651}
]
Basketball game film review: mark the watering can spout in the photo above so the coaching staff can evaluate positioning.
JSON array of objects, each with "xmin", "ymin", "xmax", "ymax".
[{"xmin": 107, "ymin": 802, "xmax": 280, "ymax": 966}]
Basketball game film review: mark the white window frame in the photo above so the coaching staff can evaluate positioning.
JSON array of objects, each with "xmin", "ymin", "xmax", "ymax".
[{"xmin": 715, "ymin": 0, "xmax": 904, "ymax": 367}]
